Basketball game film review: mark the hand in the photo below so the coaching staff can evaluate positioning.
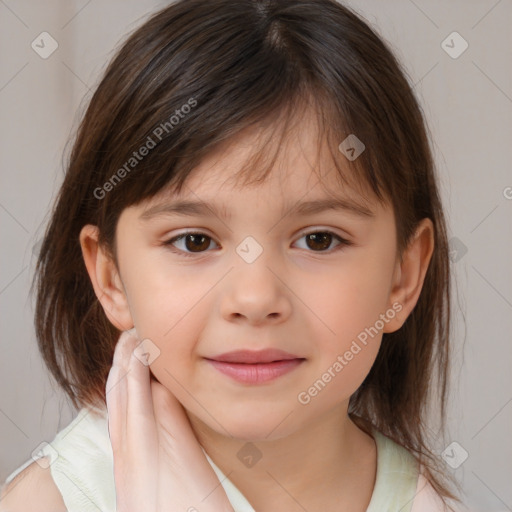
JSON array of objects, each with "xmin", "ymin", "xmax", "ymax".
[{"xmin": 105, "ymin": 329, "xmax": 235, "ymax": 512}]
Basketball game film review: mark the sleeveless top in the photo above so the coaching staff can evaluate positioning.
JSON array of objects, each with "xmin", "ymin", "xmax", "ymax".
[{"xmin": 5, "ymin": 406, "xmax": 429, "ymax": 512}]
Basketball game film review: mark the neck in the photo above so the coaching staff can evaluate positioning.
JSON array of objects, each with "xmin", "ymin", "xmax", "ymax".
[{"xmin": 187, "ymin": 402, "xmax": 377, "ymax": 511}]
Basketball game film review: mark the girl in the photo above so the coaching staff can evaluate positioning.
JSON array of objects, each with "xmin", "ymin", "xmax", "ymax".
[{"xmin": 1, "ymin": 0, "xmax": 466, "ymax": 510}]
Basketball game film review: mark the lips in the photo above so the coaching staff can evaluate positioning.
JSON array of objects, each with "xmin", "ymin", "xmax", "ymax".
[
  {"xmin": 205, "ymin": 349, "xmax": 305, "ymax": 384},
  {"xmin": 207, "ymin": 348, "xmax": 302, "ymax": 364}
]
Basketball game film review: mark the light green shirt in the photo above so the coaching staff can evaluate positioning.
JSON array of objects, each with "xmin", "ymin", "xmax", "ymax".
[{"xmin": 5, "ymin": 406, "xmax": 426, "ymax": 512}]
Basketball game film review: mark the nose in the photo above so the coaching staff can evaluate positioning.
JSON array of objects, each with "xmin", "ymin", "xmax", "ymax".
[{"xmin": 219, "ymin": 244, "xmax": 292, "ymax": 326}]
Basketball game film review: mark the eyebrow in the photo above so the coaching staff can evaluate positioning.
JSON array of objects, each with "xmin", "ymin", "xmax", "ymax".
[{"xmin": 139, "ymin": 196, "xmax": 375, "ymax": 222}]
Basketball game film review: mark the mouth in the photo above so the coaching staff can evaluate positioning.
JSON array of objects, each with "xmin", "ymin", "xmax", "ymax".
[
  {"xmin": 205, "ymin": 349, "xmax": 305, "ymax": 384},
  {"xmin": 207, "ymin": 348, "xmax": 302, "ymax": 364}
]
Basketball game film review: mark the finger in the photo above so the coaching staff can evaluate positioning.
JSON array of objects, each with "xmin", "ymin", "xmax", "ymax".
[
  {"xmin": 106, "ymin": 331, "xmax": 135, "ymax": 449},
  {"xmin": 126, "ymin": 336, "xmax": 156, "ymax": 423},
  {"xmin": 108, "ymin": 329, "xmax": 156, "ymax": 441},
  {"xmin": 105, "ymin": 329, "xmax": 142, "ymax": 452},
  {"xmin": 105, "ymin": 363, "xmax": 126, "ymax": 450},
  {"xmin": 111, "ymin": 327, "xmax": 138, "ymax": 368},
  {"xmin": 122, "ymin": 332, "xmax": 160, "ymax": 499},
  {"xmin": 107, "ymin": 330, "xmax": 158, "ymax": 511}
]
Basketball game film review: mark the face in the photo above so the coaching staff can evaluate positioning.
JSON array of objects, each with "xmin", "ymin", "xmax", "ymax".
[{"xmin": 104, "ymin": 114, "xmax": 403, "ymax": 441}]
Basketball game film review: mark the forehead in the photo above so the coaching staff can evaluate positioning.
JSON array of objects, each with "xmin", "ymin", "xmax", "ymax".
[{"xmin": 144, "ymin": 106, "xmax": 379, "ymax": 213}]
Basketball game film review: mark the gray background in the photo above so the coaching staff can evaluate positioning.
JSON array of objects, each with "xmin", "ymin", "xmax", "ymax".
[{"xmin": 1, "ymin": 1, "xmax": 511, "ymax": 510}]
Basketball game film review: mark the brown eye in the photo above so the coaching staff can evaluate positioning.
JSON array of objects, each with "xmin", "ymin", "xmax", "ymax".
[
  {"xmin": 163, "ymin": 229, "xmax": 352, "ymax": 258},
  {"xmin": 305, "ymin": 232, "xmax": 332, "ymax": 251},
  {"xmin": 163, "ymin": 232, "xmax": 217, "ymax": 256},
  {"xmin": 182, "ymin": 234, "xmax": 211, "ymax": 252},
  {"xmin": 295, "ymin": 231, "xmax": 351, "ymax": 253}
]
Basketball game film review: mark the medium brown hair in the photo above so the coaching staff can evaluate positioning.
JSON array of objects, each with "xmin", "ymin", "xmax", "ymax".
[{"xmin": 32, "ymin": 0, "xmax": 460, "ymax": 506}]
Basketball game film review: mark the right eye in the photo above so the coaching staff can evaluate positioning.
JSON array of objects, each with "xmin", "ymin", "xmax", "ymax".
[{"xmin": 162, "ymin": 232, "xmax": 219, "ymax": 257}]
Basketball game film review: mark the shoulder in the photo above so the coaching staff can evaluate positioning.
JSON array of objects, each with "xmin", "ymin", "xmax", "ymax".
[{"xmin": 0, "ymin": 458, "xmax": 67, "ymax": 512}]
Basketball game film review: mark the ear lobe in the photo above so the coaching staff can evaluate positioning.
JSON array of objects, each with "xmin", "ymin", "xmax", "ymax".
[
  {"xmin": 383, "ymin": 218, "xmax": 435, "ymax": 333},
  {"xmin": 79, "ymin": 224, "xmax": 134, "ymax": 331}
]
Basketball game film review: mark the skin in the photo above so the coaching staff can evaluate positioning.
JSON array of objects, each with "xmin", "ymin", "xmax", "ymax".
[{"xmin": 80, "ymin": 108, "xmax": 434, "ymax": 511}]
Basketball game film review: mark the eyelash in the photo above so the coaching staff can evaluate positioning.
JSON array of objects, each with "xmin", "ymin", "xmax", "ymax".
[{"xmin": 162, "ymin": 229, "xmax": 353, "ymax": 258}]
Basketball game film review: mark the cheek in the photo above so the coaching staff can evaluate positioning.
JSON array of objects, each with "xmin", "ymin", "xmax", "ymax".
[
  {"xmin": 307, "ymin": 257, "xmax": 393, "ymax": 345},
  {"xmin": 297, "ymin": 257, "xmax": 392, "ymax": 401},
  {"xmin": 119, "ymin": 265, "xmax": 198, "ymax": 373},
  {"xmin": 122, "ymin": 245, "xmax": 211, "ymax": 334}
]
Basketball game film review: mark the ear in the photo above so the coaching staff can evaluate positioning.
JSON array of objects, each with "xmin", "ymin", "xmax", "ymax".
[
  {"xmin": 79, "ymin": 224, "xmax": 134, "ymax": 331},
  {"xmin": 383, "ymin": 218, "xmax": 435, "ymax": 333}
]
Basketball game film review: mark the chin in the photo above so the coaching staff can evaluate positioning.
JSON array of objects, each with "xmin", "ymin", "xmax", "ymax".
[{"xmin": 203, "ymin": 406, "xmax": 301, "ymax": 442}]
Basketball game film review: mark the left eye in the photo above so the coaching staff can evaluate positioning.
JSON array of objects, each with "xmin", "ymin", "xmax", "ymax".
[
  {"xmin": 162, "ymin": 230, "xmax": 352, "ymax": 257},
  {"xmin": 295, "ymin": 231, "xmax": 352, "ymax": 252}
]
